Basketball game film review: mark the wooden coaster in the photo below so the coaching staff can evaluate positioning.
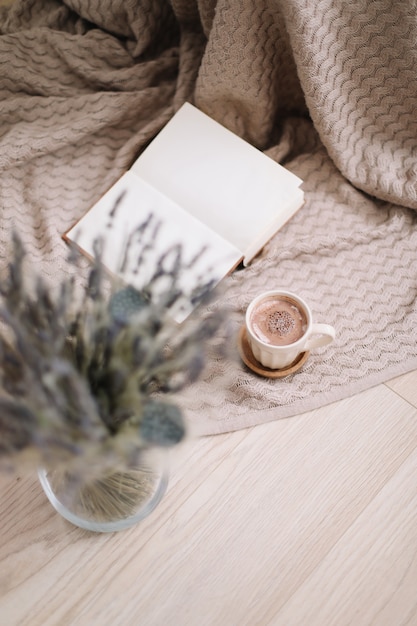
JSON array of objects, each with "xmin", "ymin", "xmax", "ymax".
[{"xmin": 238, "ymin": 325, "xmax": 310, "ymax": 378}]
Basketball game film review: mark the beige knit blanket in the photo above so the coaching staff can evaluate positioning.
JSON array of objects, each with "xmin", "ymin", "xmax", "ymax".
[{"xmin": 1, "ymin": 0, "xmax": 417, "ymax": 435}]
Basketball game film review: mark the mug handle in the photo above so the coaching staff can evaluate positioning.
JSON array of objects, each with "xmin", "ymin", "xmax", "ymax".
[{"xmin": 304, "ymin": 323, "xmax": 335, "ymax": 350}]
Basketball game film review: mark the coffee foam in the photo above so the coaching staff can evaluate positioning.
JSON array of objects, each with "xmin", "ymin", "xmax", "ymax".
[{"xmin": 250, "ymin": 296, "xmax": 308, "ymax": 346}]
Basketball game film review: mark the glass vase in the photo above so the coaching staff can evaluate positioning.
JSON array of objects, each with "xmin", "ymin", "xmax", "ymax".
[{"xmin": 38, "ymin": 455, "xmax": 168, "ymax": 533}]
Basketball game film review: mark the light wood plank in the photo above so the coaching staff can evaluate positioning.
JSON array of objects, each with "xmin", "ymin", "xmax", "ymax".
[
  {"xmin": 386, "ymin": 369, "xmax": 417, "ymax": 410},
  {"xmin": 1, "ymin": 384, "xmax": 416, "ymax": 625},
  {"xmin": 0, "ymin": 428, "xmax": 249, "ymax": 625},
  {"xmin": 269, "ymin": 444, "xmax": 417, "ymax": 626}
]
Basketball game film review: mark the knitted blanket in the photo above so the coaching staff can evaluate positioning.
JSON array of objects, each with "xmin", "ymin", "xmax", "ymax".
[{"xmin": 1, "ymin": 0, "xmax": 417, "ymax": 435}]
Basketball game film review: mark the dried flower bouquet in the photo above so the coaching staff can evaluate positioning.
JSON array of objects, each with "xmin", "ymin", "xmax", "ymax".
[{"xmin": 0, "ymin": 221, "xmax": 224, "ymax": 527}]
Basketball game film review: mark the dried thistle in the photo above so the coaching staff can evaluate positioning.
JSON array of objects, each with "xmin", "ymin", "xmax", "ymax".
[{"xmin": 0, "ymin": 218, "xmax": 224, "ymax": 480}]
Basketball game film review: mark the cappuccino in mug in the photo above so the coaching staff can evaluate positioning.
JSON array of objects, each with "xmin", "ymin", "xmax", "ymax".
[
  {"xmin": 245, "ymin": 290, "xmax": 335, "ymax": 370},
  {"xmin": 250, "ymin": 295, "xmax": 308, "ymax": 346}
]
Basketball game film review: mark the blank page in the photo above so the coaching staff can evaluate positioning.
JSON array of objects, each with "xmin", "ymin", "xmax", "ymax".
[{"xmin": 130, "ymin": 103, "xmax": 303, "ymax": 262}]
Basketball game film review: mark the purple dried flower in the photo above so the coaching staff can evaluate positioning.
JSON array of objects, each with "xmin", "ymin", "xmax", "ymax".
[{"xmin": 0, "ymin": 223, "xmax": 225, "ymax": 473}]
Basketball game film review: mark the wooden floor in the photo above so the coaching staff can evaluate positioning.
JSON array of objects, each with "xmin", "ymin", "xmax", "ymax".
[
  {"xmin": 1, "ymin": 0, "xmax": 416, "ymax": 619},
  {"xmin": 1, "ymin": 368, "xmax": 417, "ymax": 626}
]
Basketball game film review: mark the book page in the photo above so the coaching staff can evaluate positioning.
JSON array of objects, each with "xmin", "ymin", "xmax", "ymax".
[
  {"xmin": 65, "ymin": 172, "xmax": 242, "ymax": 322},
  {"xmin": 130, "ymin": 103, "xmax": 304, "ymax": 262},
  {"xmin": 242, "ymin": 187, "xmax": 305, "ymax": 265}
]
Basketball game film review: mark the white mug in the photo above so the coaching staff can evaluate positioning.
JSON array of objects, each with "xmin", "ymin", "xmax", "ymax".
[{"xmin": 245, "ymin": 290, "xmax": 335, "ymax": 370}]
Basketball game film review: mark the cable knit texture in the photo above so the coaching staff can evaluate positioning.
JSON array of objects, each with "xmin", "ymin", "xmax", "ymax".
[{"xmin": 1, "ymin": 0, "xmax": 417, "ymax": 434}]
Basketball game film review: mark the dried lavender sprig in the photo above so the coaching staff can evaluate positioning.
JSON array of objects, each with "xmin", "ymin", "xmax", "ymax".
[{"xmin": 0, "ymin": 220, "xmax": 225, "ymax": 472}]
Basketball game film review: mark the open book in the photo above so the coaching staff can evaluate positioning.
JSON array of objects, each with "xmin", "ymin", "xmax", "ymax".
[{"xmin": 64, "ymin": 103, "xmax": 304, "ymax": 322}]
